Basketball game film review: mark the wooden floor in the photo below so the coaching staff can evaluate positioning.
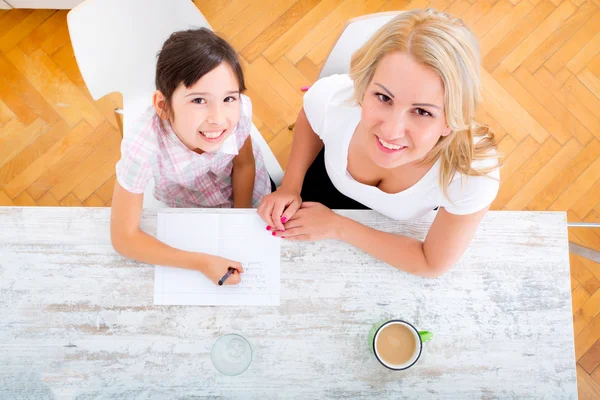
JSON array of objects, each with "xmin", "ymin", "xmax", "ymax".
[{"xmin": 0, "ymin": 0, "xmax": 599, "ymax": 396}]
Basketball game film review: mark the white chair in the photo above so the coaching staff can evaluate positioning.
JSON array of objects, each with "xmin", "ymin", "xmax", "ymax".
[
  {"xmin": 319, "ymin": 12, "xmax": 401, "ymax": 79},
  {"xmin": 288, "ymin": 12, "xmax": 401, "ymax": 131},
  {"xmin": 67, "ymin": 0, "xmax": 283, "ymax": 208}
]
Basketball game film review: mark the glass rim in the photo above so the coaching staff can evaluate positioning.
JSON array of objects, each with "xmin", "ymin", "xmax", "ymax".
[{"xmin": 211, "ymin": 333, "xmax": 253, "ymax": 376}]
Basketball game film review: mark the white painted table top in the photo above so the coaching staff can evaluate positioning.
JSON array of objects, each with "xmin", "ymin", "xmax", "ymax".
[{"xmin": 0, "ymin": 207, "xmax": 576, "ymax": 399}]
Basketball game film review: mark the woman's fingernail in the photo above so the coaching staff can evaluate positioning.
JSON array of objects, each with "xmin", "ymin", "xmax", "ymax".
[
  {"xmin": 266, "ymin": 226, "xmax": 271, "ymax": 231},
  {"xmin": 281, "ymin": 217, "xmax": 287, "ymax": 223},
  {"xmin": 281, "ymin": 236, "xmax": 286, "ymax": 239},
  {"xmin": 272, "ymin": 232, "xmax": 276, "ymax": 236}
]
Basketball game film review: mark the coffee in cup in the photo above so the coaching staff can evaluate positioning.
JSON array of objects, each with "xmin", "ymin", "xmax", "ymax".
[{"xmin": 369, "ymin": 320, "xmax": 432, "ymax": 370}]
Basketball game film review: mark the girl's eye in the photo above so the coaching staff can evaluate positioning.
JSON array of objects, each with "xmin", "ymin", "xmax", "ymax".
[
  {"xmin": 192, "ymin": 98, "xmax": 206, "ymax": 104},
  {"xmin": 376, "ymin": 93, "xmax": 392, "ymax": 104},
  {"xmin": 415, "ymin": 108, "xmax": 433, "ymax": 117},
  {"xmin": 224, "ymin": 96, "xmax": 238, "ymax": 103}
]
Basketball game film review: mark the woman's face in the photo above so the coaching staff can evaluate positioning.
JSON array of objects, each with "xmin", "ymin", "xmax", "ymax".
[{"xmin": 359, "ymin": 51, "xmax": 451, "ymax": 170}]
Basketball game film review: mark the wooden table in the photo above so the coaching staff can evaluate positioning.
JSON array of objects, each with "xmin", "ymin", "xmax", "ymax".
[{"xmin": 0, "ymin": 207, "xmax": 577, "ymax": 399}]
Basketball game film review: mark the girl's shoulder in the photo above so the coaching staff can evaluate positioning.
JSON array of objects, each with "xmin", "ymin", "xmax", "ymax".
[
  {"xmin": 122, "ymin": 106, "xmax": 162, "ymax": 157},
  {"xmin": 240, "ymin": 93, "xmax": 253, "ymax": 118},
  {"xmin": 229, "ymin": 94, "xmax": 253, "ymax": 152}
]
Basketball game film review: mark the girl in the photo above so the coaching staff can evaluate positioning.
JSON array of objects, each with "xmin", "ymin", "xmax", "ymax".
[
  {"xmin": 258, "ymin": 9, "xmax": 500, "ymax": 278},
  {"xmin": 111, "ymin": 28, "xmax": 272, "ymax": 285}
]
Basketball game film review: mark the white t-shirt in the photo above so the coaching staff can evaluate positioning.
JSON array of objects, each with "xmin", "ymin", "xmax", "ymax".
[{"xmin": 303, "ymin": 74, "xmax": 500, "ymax": 220}]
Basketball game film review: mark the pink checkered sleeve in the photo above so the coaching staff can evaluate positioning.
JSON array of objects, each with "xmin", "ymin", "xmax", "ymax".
[
  {"xmin": 115, "ymin": 112, "xmax": 159, "ymax": 194},
  {"xmin": 235, "ymin": 94, "xmax": 253, "ymax": 150}
]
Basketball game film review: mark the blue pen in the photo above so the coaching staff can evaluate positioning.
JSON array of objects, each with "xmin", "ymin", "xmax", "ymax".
[{"xmin": 218, "ymin": 267, "xmax": 234, "ymax": 286}]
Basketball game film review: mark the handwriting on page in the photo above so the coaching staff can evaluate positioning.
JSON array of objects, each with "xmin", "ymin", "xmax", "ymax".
[
  {"xmin": 154, "ymin": 212, "xmax": 281, "ymax": 306},
  {"xmin": 237, "ymin": 261, "xmax": 268, "ymax": 292}
]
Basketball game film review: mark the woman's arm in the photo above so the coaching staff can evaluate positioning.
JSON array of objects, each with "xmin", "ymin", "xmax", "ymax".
[
  {"xmin": 110, "ymin": 181, "xmax": 243, "ymax": 284},
  {"xmin": 257, "ymin": 108, "xmax": 324, "ymax": 230},
  {"xmin": 336, "ymin": 207, "xmax": 489, "ymax": 278},
  {"xmin": 280, "ymin": 108, "xmax": 324, "ymax": 193},
  {"xmin": 276, "ymin": 202, "xmax": 489, "ymax": 278},
  {"xmin": 231, "ymin": 136, "xmax": 255, "ymax": 208}
]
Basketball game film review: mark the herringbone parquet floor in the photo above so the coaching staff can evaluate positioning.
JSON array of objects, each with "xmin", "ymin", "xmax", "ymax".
[{"xmin": 0, "ymin": 1, "xmax": 599, "ymax": 396}]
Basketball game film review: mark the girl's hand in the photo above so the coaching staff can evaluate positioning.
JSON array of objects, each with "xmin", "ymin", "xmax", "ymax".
[
  {"xmin": 200, "ymin": 255, "xmax": 244, "ymax": 286},
  {"xmin": 257, "ymin": 186, "xmax": 302, "ymax": 232},
  {"xmin": 271, "ymin": 202, "xmax": 342, "ymax": 241}
]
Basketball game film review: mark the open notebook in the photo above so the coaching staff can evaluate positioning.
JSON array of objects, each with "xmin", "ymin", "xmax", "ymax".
[{"xmin": 154, "ymin": 212, "xmax": 280, "ymax": 306}]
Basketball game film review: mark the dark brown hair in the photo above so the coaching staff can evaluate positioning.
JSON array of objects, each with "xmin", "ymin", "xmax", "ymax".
[{"xmin": 155, "ymin": 28, "xmax": 246, "ymax": 115}]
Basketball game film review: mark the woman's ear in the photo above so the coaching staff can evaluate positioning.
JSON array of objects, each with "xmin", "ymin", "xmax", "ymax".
[
  {"xmin": 152, "ymin": 90, "xmax": 169, "ymax": 120},
  {"xmin": 441, "ymin": 125, "xmax": 452, "ymax": 137}
]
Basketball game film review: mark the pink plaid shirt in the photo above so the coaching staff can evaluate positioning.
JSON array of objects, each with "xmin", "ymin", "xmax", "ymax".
[{"xmin": 116, "ymin": 94, "xmax": 271, "ymax": 208}]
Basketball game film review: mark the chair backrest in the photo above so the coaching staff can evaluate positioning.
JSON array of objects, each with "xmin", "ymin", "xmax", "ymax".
[
  {"xmin": 67, "ymin": 0, "xmax": 283, "ymax": 187},
  {"xmin": 67, "ymin": 0, "xmax": 210, "ymax": 102},
  {"xmin": 319, "ymin": 12, "xmax": 401, "ymax": 79}
]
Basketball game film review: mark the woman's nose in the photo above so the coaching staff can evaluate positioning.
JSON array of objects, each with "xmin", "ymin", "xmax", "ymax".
[{"xmin": 381, "ymin": 114, "xmax": 407, "ymax": 139}]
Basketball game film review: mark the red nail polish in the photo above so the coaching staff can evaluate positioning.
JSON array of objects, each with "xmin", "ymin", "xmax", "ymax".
[
  {"xmin": 281, "ymin": 236, "xmax": 286, "ymax": 238},
  {"xmin": 266, "ymin": 226, "xmax": 271, "ymax": 231},
  {"xmin": 281, "ymin": 217, "xmax": 287, "ymax": 223},
  {"xmin": 272, "ymin": 232, "xmax": 276, "ymax": 236}
]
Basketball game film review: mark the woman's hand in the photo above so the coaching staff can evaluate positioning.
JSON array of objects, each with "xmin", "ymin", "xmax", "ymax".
[
  {"xmin": 257, "ymin": 187, "xmax": 302, "ymax": 231},
  {"xmin": 200, "ymin": 255, "xmax": 244, "ymax": 286},
  {"xmin": 271, "ymin": 202, "xmax": 342, "ymax": 241}
]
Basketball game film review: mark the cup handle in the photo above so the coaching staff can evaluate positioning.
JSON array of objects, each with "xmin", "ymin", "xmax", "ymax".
[{"xmin": 419, "ymin": 331, "xmax": 433, "ymax": 343}]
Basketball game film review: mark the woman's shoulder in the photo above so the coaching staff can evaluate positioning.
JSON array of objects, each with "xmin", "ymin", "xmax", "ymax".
[
  {"xmin": 442, "ymin": 160, "xmax": 500, "ymax": 215},
  {"xmin": 306, "ymin": 74, "xmax": 354, "ymax": 104},
  {"xmin": 303, "ymin": 74, "xmax": 358, "ymax": 137}
]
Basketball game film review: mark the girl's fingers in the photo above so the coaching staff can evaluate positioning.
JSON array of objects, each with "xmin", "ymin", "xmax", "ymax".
[
  {"xmin": 259, "ymin": 201, "xmax": 276, "ymax": 229},
  {"xmin": 271, "ymin": 200, "xmax": 287, "ymax": 231},
  {"xmin": 281, "ymin": 218, "xmax": 301, "ymax": 230},
  {"xmin": 225, "ymin": 270, "xmax": 242, "ymax": 285},
  {"xmin": 230, "ymin": 261, "xmax": 244, "ymax": 274},
  {"xmin": 280, "ymin": 199, "xmax": 301, "ymax": 225}
]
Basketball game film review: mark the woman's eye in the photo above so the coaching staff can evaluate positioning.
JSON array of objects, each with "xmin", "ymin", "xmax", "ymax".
[
  {"xmin": 224, "ymin": 96, "xmax": 237, "ymax": 103},
  {"xmin": 192, "ymin": 98, "xmax": 206, "ymax": 104},
  {"xmin": 376, "ymin": 93, "xmax": 392, "ymax": 103},
  {"xmin": 415, "ymin": 108, "xmax": 432, "ymax": 117}
]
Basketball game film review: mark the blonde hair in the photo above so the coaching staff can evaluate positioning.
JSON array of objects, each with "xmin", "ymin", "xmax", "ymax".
[{"xmin": 350, "ymin": 9, "xmax": 499, "ymax": 197}]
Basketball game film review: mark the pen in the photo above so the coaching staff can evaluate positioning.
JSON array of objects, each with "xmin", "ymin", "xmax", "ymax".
[{"xmin": 218, "ymin": 267, "xmax": 234, "ymax": 286}]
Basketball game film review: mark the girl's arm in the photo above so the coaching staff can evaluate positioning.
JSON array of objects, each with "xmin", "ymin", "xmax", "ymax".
[
  {"xmin": 276, "ymin": 202, "xmax": 489, "ymax": 278},
  {"xmin": 110, "ymin": 181, "xmax": 243, "ymax": 284},
  {"xmin": 231, "ymin": 136, "xmax": 255, "ymax": 208}
]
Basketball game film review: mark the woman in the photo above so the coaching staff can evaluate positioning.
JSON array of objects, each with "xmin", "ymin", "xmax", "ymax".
[{"xmin": 257, "ymin": 9, "xmax": 500, "ymax": 278}]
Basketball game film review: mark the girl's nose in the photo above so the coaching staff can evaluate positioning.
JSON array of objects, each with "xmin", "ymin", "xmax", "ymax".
[{"xmin": 207, "ymin": 104, "xmax": 224, "ymax": 125}]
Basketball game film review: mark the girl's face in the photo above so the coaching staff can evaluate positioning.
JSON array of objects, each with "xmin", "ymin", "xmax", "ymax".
[
  {"xmin": 155, "ymin": 62, "xmax": 241, "ymax": 153},
  {"xmin": 358, "ymin": 51, "xmax": 451, "ymax": 169}
]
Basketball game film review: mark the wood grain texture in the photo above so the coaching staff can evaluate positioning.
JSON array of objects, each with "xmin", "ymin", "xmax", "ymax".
[{"xmin": 0, "ymin": 208, "xmax": 576, "ymax": 398}]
